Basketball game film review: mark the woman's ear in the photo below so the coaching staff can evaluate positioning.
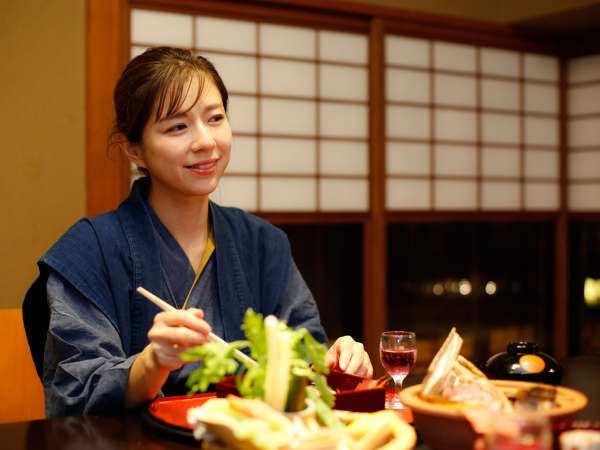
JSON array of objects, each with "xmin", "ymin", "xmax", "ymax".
[{"xmin": 122, "ymin": 142, "xmax": 147, "ymax": 169}]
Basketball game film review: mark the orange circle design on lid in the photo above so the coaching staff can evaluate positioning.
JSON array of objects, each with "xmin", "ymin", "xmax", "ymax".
[{"xmin": 519, "ymin": 354, "xmax": 546, "ymax": 373}]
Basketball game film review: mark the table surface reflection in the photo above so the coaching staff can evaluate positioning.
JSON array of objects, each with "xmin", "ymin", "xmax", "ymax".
[
  {"xmin": 0, "ymin": 413, "xmax": 430, "ymax": 450},
  {"xmin": 0, "ymin": 413, "xmax": 201, "ymax": 450}
]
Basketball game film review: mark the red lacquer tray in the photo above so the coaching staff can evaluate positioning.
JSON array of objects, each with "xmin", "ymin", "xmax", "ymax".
[{"xmin": 143, "ymin": 392, "xmax": 216, "ymax": 439}]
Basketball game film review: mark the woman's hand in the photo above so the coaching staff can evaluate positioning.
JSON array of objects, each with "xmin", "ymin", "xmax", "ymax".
[
  {"xmin": 126, "ymin": 308, "xmax": 212, "ymax": 409},
  {"xmin": 325, "ymin": 335, "xmax": 373, "ymax": 378},
  {"xmin": 146, "ymin": 308, "xmax": 212, "ymax": 371}
]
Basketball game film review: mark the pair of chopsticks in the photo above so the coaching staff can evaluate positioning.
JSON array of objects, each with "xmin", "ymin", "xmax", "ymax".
[{"xmin": 136, "ymin": 286, "xmax": 257, "ymax": 367}]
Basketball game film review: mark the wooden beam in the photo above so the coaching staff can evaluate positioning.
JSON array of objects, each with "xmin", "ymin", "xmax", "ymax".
[
  {"xmin": 86, "ymin": 0, "xmax": 131, "ymax": 217},
  {"xmin": 365, "ymin": 17, "xmax": 387, "ymax": 376},
  {"xmin": 554, "ymin": 59, "xmax": 569, "ymax": 359},
  {"xmin": 131, "ymin": 0, "xmax": 368, "ymax": 32}
]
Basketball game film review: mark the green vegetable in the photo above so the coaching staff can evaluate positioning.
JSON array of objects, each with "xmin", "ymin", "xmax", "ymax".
[
  {"xmin": 181, "ymin": 308, "xmax": 341, "ymax": 427},
  {"xmin": 284, "ymin": 375, "xmax": 306, "ymax": 412},
  {"xmin": 181, "ymin": 341, "xmax": 246, "ymax": 394}
]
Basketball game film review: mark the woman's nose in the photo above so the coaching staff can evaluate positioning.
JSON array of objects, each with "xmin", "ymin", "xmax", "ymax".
[{"xmin": 191, "ymin": 121, "xmax": 216, "ymax": 151}]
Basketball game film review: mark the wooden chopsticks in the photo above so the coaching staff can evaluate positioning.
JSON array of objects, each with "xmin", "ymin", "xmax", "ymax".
[{"xmin": 136, "ymin": 286, "xmax": 257, "ymax": 367}]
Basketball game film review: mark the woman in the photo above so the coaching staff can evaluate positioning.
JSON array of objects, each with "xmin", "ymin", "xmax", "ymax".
[{"xmin": 23, "ymin": 47, "xmax": 372, "ymax": 417}]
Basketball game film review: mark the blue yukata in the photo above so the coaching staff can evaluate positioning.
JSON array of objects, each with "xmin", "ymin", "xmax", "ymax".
[{"xmin": 23, "ymin": 177, "xmax": 327, "ymax": 417}]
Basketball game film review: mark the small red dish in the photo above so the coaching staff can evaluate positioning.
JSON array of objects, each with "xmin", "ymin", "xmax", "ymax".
[
  {"xmin": 146, "ymin": 392, "xmax": 216, "ymax": 430},
  {"xmin": 216, "ymin": 369, "xmax": 390, "ymax": 415}
]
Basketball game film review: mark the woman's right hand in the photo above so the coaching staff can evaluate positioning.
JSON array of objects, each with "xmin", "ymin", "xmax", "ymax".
[
  {"xmin": 146, "ymin": 307, "xmax": 212, "ymax": 371},
  {"xmin": 126, "ymin": 308, "xmax": 212, "ymax": 409}
]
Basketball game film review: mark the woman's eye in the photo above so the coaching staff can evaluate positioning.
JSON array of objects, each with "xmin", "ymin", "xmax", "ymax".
[
  {"xmin": 208, "ymin": 114, "xmax": 224, "ymax": 124},
  {"xmin": 167, "ymin": 124, "xmax": 186, "ymax": 133}
]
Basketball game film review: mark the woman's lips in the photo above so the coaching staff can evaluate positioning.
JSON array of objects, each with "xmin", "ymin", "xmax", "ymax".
[{"xmin": 186, "ymin": 160, "xmax": 218, "ymax": 175}]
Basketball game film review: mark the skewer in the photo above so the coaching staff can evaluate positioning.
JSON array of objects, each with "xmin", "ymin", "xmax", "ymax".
[{"xmin": 136, "ymin": 286, "xmax": 257, "ymax": 367}]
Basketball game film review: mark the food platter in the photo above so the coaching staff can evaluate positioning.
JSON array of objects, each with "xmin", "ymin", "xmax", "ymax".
[
  {"xmin": 142, "ymin": 371, "xmax": 389, "ymax": 443},
  {"xmin": 142, "ymin": 391, "xmax": 416, "ymax": 448},
  {"xmin": 187, "ymin": 396, "xmax": 418, "ymax": 450},
  {"xmin": 400, "ymin": 380, "xmax": 588, "ymax": 421},
  {"xmin": 400, "ymin": 380, "xmax": 588, "ymax": 450}
]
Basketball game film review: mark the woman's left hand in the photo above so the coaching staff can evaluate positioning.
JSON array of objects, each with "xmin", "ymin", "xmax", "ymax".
[{"xmin": 325, "ymin": 335, "xmax": 373, "ymax": 378}]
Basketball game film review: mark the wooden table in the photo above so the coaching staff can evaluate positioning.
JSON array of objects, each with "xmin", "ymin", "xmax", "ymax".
[
  {"xmin": 0, "ymin": 412, "xmax": 430, "ymax": 450},
  {"xmin": 0, "ymin": 413, "xmax": 200, "ymax": 450}
]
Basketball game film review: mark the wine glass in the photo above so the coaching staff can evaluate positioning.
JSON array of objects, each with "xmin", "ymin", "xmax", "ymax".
[{"xmin": 380, "ymin": 331, "xmax": 417, "ymax": 410}]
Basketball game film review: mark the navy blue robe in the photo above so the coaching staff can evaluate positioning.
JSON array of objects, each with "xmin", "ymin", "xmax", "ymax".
[{"xmin": 23, "ymin": 177, "xmax": 326, "ymax": 417}]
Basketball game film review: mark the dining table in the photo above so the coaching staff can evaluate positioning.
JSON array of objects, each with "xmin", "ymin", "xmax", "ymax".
[
  {"xmin": 0, "ymin": 412, "xmax": 200, "ymax": 450},
  {"xmin": 0, "ymin": 411, "xmax": 432, "ymax": 450},
  {"xmin": 1, "ymin": 356, "xmax": 596, "ymax": 450}
]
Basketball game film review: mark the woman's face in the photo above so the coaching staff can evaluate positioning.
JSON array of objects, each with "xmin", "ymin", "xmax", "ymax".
[{"xmin": 130, "ymin": 76, "xmax": 232, "ymax": 201}]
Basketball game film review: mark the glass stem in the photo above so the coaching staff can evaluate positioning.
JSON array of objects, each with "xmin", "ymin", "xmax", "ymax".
[{"xmin": 391, "ymin": 375, "xmax": 406, "ymax": 392}]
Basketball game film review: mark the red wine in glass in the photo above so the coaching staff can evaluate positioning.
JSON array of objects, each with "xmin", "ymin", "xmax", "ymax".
[
  {"xmin": 381, "ymin": 347, "xmax": 417, "ymax": 377},
  {"xmin": 380, "ymin": 331, "xmax": 417, "ymax": 409}
]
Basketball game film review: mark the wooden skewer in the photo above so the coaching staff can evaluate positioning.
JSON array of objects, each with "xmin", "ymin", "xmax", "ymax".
[{"xmin": 136, "ymin": 286, "xmax": 257, "ymax": 367}]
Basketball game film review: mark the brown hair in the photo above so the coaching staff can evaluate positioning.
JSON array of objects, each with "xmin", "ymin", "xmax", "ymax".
[{"xmin": 112, "ymin": 46, "xmax": 228, "ymax": 145}]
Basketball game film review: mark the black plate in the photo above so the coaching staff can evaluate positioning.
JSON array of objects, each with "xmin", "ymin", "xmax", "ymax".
[{"xmin": 141, "ymin": 407, "xmax": 197, "ymax": 443}]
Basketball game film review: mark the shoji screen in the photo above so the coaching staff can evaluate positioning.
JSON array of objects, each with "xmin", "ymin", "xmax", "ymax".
[
  {"xmin": 130, "ymin": 9, "xmax": 369, "ymax": 212},
  {"xmin": 568, "ymin": 54, "xmax": 600, "ymax": 211},
  {"xmin": 385, "ymin": 36, "xmax": 560, "ymax": 211}
]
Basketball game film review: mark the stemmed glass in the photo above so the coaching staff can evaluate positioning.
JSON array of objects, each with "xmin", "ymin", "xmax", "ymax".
[{"xmin": 380, "ymin": 331, "xmax": 417, "ymax": 410}]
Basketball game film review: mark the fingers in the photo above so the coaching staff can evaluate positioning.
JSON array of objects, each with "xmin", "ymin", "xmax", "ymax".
[
  {"xmin": 344, "ymin": 341, "xmax": 373, "ymax": 378},
  {"xmin": 147, "ymin": 309, "xmax": 212, "ymax": 371},
  {"xmin": 154, "ymin": 309, "xmax": 211, "ymax": 334},
  {"xmin": 150, "ymin": 341, "xmax": 185, "ymax": 370},
  {"xmin": 149, "ymin": 324, "xmax": 208, "ymax": 347},
  {"xmin": 325, "ymin": 347, "xmax": 338, "ymax": 369},
  {"xmin": 328, "ymin": 336, "xmax": 374, "ymax": 378}
]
